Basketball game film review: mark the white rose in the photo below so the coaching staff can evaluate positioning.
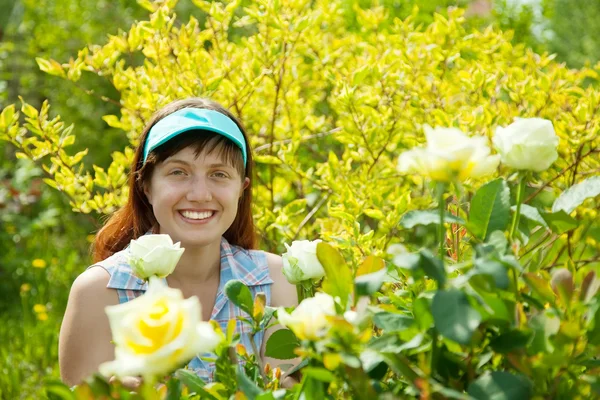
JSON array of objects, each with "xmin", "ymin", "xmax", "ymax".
[
  {"xmin": 493, "ymin": 118, "xmax": 559, "ymax": 172},
  {"xmin": 99, "ymin": 277, "xmax": 221, "ymax": 381},
  {"xmin": 278, "ymin": 292, "xmax": 336, "ymax": 340},
  {"xmin": 128, "ymin": 234, "xmax": 184, "ymax": 279},
  {"xmin": 281, "ymin": 240, "xmax": 325, "ymax": 284},
  {"xmin": 397, "ymin": 126, "xmax": 500, "ymax": 182}
]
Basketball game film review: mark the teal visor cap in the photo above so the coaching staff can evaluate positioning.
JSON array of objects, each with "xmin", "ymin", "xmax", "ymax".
[{"xmin": 143, "ymin": 108, "xmax": 247, "ymax": 166}]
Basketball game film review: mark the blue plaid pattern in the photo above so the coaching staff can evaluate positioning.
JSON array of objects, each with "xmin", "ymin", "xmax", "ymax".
[{"xmin": 91, "ymin": 236, "xmax": 273, "ymax": 382}]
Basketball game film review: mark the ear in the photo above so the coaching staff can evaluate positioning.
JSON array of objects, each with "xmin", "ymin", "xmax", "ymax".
[
  {"xmin": 240, "ymin": 177, "xmax": 250, "ymax": 197},
  {"xmin": 143, "ymin": 183, "xmax": 153, "ymax": 205}
]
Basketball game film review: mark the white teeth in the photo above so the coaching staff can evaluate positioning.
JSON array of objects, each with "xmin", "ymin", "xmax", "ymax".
[{"xmin": 181, "ymin": 210, "xmax": 214, "ymax": 220}]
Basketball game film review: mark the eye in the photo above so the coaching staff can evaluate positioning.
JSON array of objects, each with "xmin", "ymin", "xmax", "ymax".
[
  {"xmin": 211, "ymin": 171, "xmax": 230, "ymax": 179},
  {"xmin": 169, "ymin": 169, "xmax": 187, "ymax": 176}
]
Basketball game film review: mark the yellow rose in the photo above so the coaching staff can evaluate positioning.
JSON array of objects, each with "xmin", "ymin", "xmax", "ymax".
[
  {"xmin": 278, "ymin": 292, "xmax": 336, "ymax": 341},
  {"xmin": 397, "ymin": 126, "xmax": 500, "ymax": 182},
  {"xmin": 99, "ymin": 277, "xmax": 221, "ymax": 381}
]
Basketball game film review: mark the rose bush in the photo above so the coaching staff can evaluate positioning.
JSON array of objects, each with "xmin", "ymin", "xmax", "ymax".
[{"xmin": 1, "ymin": 0, "xmax": 599, "ymax": 398}]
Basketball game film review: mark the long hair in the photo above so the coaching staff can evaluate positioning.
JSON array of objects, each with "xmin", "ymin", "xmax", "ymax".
[{"xmin": 93, "ymin": 98, "xmax": 256, "ymax": 263}]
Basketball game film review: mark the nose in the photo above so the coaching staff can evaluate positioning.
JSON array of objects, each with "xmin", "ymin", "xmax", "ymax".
[{"xmin": 186, "ymin": 176, "xmax": 212, "ymax": 202}]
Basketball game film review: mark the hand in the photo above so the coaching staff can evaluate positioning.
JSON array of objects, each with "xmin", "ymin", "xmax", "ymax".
[{"xmin": 109, "ymin": 375, "xmax": 143, "ymax": 391}]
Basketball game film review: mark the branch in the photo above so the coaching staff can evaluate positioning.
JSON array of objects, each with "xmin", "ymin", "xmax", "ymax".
[
  {"xmin": 254, "ymin": 128, "xmax": 340, "ymax": 153},
  {"xmin": 292, "ymin": 193, "xmax": 330, "ymax": 241},
  {"xmin": 524, "ymin": 146, "xmax": 598, "ymax": 204}
]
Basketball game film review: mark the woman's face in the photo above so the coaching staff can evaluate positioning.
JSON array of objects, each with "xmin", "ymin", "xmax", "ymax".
[{"xmin": 144, "ymin": 145, "xmax": 249, "ymax": 248}]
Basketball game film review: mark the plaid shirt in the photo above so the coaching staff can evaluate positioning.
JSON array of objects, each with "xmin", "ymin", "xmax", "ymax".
[{"xmin": 92, "ymin": 236, "xmax": 273, "ymax": 382}]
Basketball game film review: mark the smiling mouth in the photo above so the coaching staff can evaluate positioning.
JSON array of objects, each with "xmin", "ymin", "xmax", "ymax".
[{"xmin": 179, "ymin": 210, "xmax": 215, "ymax": 220}]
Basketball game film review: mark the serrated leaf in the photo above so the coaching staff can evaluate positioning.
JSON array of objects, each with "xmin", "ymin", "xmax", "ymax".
[
  {"xmin": 552, "ymin": 176, "xmax": 600, "ymax": 214},
  {"xmin": 469, "ymin": 179, "xmax": 510, "ymax": 240}
]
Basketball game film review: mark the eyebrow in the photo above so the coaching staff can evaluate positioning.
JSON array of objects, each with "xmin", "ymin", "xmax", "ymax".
[{"xmin": 163, "ymin": 158, "xmax": 234, "ymax": 169}]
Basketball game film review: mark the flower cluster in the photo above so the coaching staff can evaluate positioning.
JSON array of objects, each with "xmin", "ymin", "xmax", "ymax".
[{"xmin": 397, "ymin": 118, "xmax": 559, "ymax": 181}]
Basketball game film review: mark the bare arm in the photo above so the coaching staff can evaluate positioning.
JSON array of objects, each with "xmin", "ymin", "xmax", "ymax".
[
  {"xmin": 261, "ymin": 253, "xmax": 301, "ymax": 384},
  {"xmin": 59, "ymin": 267, "xmax": 119, "ymax": 387}
]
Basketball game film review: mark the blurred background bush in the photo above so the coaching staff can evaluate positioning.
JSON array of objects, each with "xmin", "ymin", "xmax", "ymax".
[{"xmin": 0, "ymin": 0, "xmax": 598, "ymax": 398}]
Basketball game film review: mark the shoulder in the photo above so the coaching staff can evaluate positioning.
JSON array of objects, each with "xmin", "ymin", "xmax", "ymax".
[
  {"xmin": 59, "ymin": 267, "xmax": 118, "ymax": 386},
  {"xmin": 68, "ymin": 267, "xmax": 118, "ymax": 307},
  {"xmin": 264, "ymin": 252, "xmax": 297, "ymax": 308}
]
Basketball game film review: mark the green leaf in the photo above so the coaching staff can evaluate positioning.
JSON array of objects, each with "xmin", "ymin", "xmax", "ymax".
[
  {"xmin": 514, "ymin": 204, "xmax": 548, "ymax": 228},
  {"xmin": 418, "ymin": 249, "xmax": 446, "ymax": 287},
  {"xmin": 373, "ymin": 312, "xmax": 415, "ymax": 332},
  {"xmin": 303, "ymin": 367, "xmax": 335, "ymax": 382},
  {"xmin": 282, "ymin": 199, "xmax": 306, "ymax": 216},
  {"xmin": 237, "ymin": 366, "xmax": 264, "ymax": 399},
  {"xmin": 540, "ymin": 210, "xmax": 579, "ymax": 234},
  {"xmin": 355, "ymin": 267, "xmax": 387, "ymax": 297},
  {"xmin": 400, "ymin": 210, "xmax": 465, "ymax": 229},
  {"xmin": 552, "ymin": 176, "xmax": 600, "ymax": 214},
  {"xmin": 469, "ymin": 178, "xmax": 510, "ymax": 240},
  {"xmin": 174, "ymin": 370, "xmax": 219, "ymax": 400},
  {"xmin": 363, "ymin": 208, "xmax": 385, "ymax": 220},
  {"xmin": 44, "ymin": 380, "xmax": 76, "ymax": 400},
  {"xmin": 490, "ymin": 330, "xmax": 533, "ymax": 353},
  {"xmin": 265, "ymin": 328, "xmax": 300, "ymax": 360},
  {"xmin": 588, "ymin": 304, "xmax": 600, "ymax": 345},
  {"xmin": 255, "ymin": 154, "xmax": 282, "ymax": 164},
  {"xmin": 380, "ymin": 353, "xmax": 420, "ymax": 382},
  {"xmin": 432, "ymin": 289, "xmax": 482, "ymax": 345},
  {"xmin": 468, "ymin": 371, "xmax": 533, "ymax": 400},
  {"xmin": 317, "ymin": 242, "xmax": 353, "ymax": 307},
  {"xmin": 223, "ymin": 280, "xmax": 254, "ymax": 316},
  {"xmin": 413, "ymin": 296, "xmax": 434, "ymax": 331},
  {"xmin": 523, "ymin": 273, "xmax": 556, "ymax": 303},
  {"xmin": 36, "ymin": 57, "xmax": 65, "ymax": 77},
  {"xmin": 357, "ymin": 255, "xmax": 385, "ymax": 276},
  {"xmin": 165, "ymin": 376, "xmax": 182, "ymax": 399},
  {"xmin": 472, "ymin": 258, "xmax": 510, "ymax": 290},
  {"xmin": 391, "ymin": 253, "xmax": 420, "ymax": 270}
]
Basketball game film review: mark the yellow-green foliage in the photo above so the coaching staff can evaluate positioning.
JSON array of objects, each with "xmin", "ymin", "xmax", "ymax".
[{"xmin": 0, "ymin": 0, "xmax": 598, "ymax": 260}]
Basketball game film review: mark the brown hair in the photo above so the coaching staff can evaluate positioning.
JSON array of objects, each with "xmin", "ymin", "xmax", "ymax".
[{"xmin": 93, "ymin": 98, "xmax": 256, "ymax": 262}]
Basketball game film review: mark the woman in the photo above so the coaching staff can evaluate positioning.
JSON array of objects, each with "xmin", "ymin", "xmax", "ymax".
[{"xmin": 59, "ymin": 98, "xmax": 298, "ymax": 387}]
